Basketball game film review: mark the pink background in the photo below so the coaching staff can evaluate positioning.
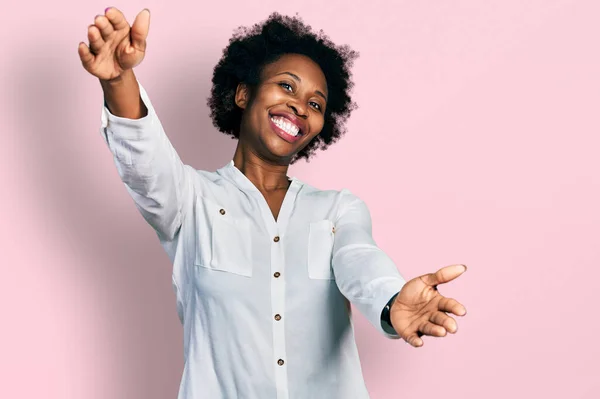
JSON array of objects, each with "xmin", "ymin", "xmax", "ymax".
[{"xmin": 1, "ymin": 0, "xmax": 598, "ymax": 398}]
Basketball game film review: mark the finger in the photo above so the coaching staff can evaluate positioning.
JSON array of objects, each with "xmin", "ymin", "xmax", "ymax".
[
  {"xmin": 78, "ymin": 42, "xmax": 95, "ymax": 68},
  {"xmin": 105, "ymin": 7, "xmax": 130, "ymax": 32},
  {"xmin": 419, "ymin": 320, "xmax": 447, "ymax": 337},
  {"xmin": 87, "ymin": 25, "xmax": 105, "ymax": 54},
  {"xmin": 404, "ymin": 333, "xmax": 423, "ymax": 348},
  {"xmin": 130, "ymin": 9, "xmax": 150, "ymax": 51},
  {"xmin": 421, "ymin": 264, "xmax": 467, "ymax": 288},
  {"xmin": 429, "ymin": 311, "xmax": 458, "ymax": 333},
  {"xmin": 438, "ymin": 296, "xmax": 467, "ymax": 316},
  {"xmin": 94, "ymin": 15, "xmax": 114, "ymax": 40},
  {"xmin": 405, "ymin": 321, "xmax": 447, "ymax": 348}
]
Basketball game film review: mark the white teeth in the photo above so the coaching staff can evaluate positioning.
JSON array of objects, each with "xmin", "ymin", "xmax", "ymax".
[{"xmin": 271, "ymin": 116, "xmax": 300, "ymax": 136}]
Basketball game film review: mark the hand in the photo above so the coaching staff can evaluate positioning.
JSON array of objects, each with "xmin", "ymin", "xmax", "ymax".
[
  {"xmin": 78, "ymin": 7, "xmax": 150, "ymax": 81},
  {"xmin": 390, "ymin": 264, "xmax": 467, "ymax": 347}
]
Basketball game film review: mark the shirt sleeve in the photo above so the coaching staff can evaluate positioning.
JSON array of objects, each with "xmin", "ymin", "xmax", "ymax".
[
  {"xmin": 99, "ymin": 81, "xmax": 194, "ymax": 243},
  {"xmin": 331, "ymin": 189, "xmax": 406, "ymax": 339}
]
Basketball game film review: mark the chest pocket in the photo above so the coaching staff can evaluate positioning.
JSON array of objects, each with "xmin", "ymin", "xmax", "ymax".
[
  {"xmin": 307, "ymin": 219, "xmax": 335, "ymax": 280},
  {"xmin": 195, "ymin": 198, "xmax": 253, "ymax": 277}
]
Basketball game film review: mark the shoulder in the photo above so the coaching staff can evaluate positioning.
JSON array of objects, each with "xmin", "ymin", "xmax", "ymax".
[
  {"xmin": 189, "ymin": 165, "xmax": 242, "ymax": 188},
  {"xmin": 296, "ymin": 180, "xmax": 354, "ymax": 200},
  {"xmin": 195, "ymin": 168, "xmax": 224, "ymax": 183},
  {"xmin": 296, "ymin": 180, "xmax": 368, "ymax": 213}
]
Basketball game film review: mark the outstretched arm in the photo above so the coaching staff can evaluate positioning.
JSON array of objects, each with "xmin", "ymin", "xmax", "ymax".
[{"xmin": 331, "ymin": 190, "xmax": 407, "ymax": 339}]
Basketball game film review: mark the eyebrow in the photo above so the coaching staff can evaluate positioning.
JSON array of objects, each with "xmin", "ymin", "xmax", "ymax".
[{"xmin": 276, "ymin": 72, "xmax": 328, "ymax": 102}]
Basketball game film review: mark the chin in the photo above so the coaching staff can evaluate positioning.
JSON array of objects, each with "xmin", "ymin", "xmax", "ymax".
[{"xmin": 260, "ymin": 136, "xmax": 299, "ymax": 161}]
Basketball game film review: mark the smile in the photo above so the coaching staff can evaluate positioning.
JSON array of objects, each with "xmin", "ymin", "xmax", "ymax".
[{"xmin": 269, "ymin": 115, "xmax": 304, "ymax": 143}]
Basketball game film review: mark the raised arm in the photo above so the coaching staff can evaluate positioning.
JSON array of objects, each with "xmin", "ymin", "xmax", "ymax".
[{"xmin": 78, "ymin": 8, "xmax": 194, "ymax": 242}]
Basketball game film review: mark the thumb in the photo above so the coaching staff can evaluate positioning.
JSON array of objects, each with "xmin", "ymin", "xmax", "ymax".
[
  {"xmin": 130, "ymin": 9, "xmax": 150, "ymax": 51},
  {"xmin": 420, "ymin": 264, "xmax": 467, "ymax": 287}
]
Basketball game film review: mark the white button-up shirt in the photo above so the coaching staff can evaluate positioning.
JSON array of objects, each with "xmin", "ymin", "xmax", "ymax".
[{"xmin": 100, "ymin": 82, "xmax": 406, "ymax": 398}]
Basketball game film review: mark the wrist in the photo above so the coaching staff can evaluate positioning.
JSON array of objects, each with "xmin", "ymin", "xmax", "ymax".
[
  {"xmin": 381, "ymin": 292, "xmax": 400, "ymax": 333},
  {"xmin": 100, "ymin": 69, "xmax": 146, "ymax": 119},
  {"xmin": 99, "ymin": 68, "xmax": 134, "ymax": 88}
]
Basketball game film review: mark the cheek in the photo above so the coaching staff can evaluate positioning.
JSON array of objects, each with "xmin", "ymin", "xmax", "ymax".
[
  {"xmin": 311, "ymin": 116, "xmax": 325, "ymax": 136},
  {"xmin": 258, "ymin": 86, "xmax": 284, "ymax": 104}
]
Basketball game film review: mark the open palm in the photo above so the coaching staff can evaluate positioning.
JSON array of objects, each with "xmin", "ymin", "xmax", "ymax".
[{"xmin": 390, "ymin": 264, "xmax": 467, "ymax": 347}]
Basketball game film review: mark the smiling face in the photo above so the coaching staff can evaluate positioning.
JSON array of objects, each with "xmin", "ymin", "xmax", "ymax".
[{"xmin": 235, "ymin": 53, "xmax": 328, "ymax": 164}]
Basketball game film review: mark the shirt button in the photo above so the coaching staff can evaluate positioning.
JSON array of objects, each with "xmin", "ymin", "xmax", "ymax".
[
  {"xmin": 277, "ymin": 359, "xmax": 285, "ymax": 366},
  {"xmin": 273, "ymin": 236, "xmax": 280, "ymax": 242},
  {"xmin": 332, "ymin": 226, "xmax": 336, "ymax": 233},
  {"xmin": 273, "ymin": 272, "xmax": 281, "ymax": 278},
  {"xmin": 219, "ymin": 209, "xmax": 226, "ymax": 215},
  {"xmin": 274, "ymin": 314, "xmax": 281, "ymax": 321}
]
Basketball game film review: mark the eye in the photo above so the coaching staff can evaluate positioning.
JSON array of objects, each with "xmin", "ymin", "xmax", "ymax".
[
  {"xmin": 279, "ymin": 82, "xmax": 293, "ymax": 92},
  {"xmin": 310, "ymin": 102, "xmax": 322, "ymax": 111}
]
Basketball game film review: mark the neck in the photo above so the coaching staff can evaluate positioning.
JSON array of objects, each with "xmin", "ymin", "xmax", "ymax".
[{"xmin": 232, "ymin": 143, "xmax": 291, "ymax": 192}]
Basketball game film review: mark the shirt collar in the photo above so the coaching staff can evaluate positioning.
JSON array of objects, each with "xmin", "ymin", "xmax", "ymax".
[{"xmin": 217, "ymin": 160, "xmax": 302, "ymax": 194}]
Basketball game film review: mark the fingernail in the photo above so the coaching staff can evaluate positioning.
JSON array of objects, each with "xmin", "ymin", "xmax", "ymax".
[{"xmin": 105, "ymin": 7, "xmax": 112, "ymax": 13}]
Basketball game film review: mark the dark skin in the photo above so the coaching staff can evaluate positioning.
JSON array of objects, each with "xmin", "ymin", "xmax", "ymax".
[
  {"xmin": 233, "ymin": 53, "xmax": 328, "ymax": 220},
  {"xmin": 79, "ymin": 7, "xmax": 467, "ymax": 347}
]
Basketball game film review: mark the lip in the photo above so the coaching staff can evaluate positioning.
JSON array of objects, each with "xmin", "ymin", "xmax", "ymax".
[
  {"xmin": 269, "ymin": 111, "xmax": 307, "ymax": 138},
  {"xmin": 269, "ymin": 116, "xmax": 303, "ymax": 143}
]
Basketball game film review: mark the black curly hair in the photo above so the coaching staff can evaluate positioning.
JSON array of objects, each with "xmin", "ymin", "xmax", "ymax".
[{"xmin": 207, "ymin": 12, "xmax": 359, "ymax": 163}]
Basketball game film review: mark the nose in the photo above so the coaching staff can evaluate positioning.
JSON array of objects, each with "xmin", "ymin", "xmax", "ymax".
[{"xmin": 287, "ymin": 100, "xmax": 308, "ymax": 118}]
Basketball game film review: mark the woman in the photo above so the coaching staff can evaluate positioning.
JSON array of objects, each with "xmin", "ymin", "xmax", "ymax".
[{"xmin": 78, "ymin": 8, "xmax": 467, "ymax": 398}]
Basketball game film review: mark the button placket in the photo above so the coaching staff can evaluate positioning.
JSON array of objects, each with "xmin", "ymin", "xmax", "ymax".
[
  {"xmin": 270, "ymin": 229, "xmax": 288, "ymax": 396},
  {"xmin": 273, "ymin": 236, "xmax": 282, "ymax": 324}
]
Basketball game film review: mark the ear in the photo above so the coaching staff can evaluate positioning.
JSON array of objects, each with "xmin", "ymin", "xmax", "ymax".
[{"xmin": 235, "ymin": 82, "xmax": 251, "ymax": 109}]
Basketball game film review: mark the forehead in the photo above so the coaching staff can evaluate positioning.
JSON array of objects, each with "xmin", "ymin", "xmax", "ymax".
[{"xmin": 261, "ymin": 54, "xmax": 327, "ymax": 93}]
